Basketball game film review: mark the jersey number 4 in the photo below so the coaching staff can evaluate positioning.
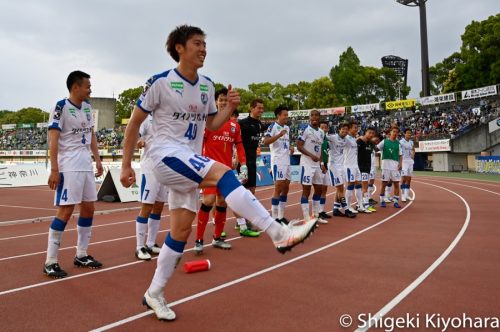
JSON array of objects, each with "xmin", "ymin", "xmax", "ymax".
[
  {"xmin": 184, "ymin": 123, "xmax": 198, "ymax": 140},
  {"xmin": 189, "ymin": 154, "xmax": 210, "ymax": 171}
]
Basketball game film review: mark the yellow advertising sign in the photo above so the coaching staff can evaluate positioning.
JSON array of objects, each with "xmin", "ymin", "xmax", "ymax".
[
  {"xmin": 385, "ymin": 99, "xmax": 416, "ymax": 110},
  {"xmin": 121, "ymin": 118, "xmax": 130, "ymax": 125}
]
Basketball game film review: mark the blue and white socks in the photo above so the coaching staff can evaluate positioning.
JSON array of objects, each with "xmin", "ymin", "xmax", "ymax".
[
  {"xmin": 76, "ymin": 217, "xmax": 93, "ymax": 258},
  {"xmin": 136, "ymin": 216, "xmax": 148, "ymax": 251},
  {"xmin": 148, "ymin": 233, "xmax": 185, "ymax": 298},
  {"xmin": 146, "ymin": 213, "xmax": 161, "ymax": 248},
  {"xmin": 278, "ymin": 195, "xmax": 287, "ymax": 220},
  {"xmin": 46, "ymin": 218, "xmax": 67, "ymax": 265}
]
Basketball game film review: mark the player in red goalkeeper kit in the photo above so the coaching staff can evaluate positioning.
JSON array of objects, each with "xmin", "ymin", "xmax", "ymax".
[{"xmin": 194, "ymin": 87, "xmax": 250, "ymax": 254}]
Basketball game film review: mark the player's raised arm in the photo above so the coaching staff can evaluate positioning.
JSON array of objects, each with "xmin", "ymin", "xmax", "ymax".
[
  {"xmin": 206, "ymin": 85, "xmax": 240, "ymax": 131},
  {"xmin": 120, "ymin": 106, "xmax": 148, "ymax": 187}
]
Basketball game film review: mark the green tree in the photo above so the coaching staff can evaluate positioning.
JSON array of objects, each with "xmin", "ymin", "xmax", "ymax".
[
  {"xmin": 116, "ymin": 86, "xmax": 143, "ymax": 124},
  {"xmin": 429, "ymin": 52, "xmax": 462, "ymax": 94},
  {"xmin": 0, "ymin": 107, "xmax": 47, "ymax": 125},
  {"xmin": 303, "ymin": 77, "xmax": 338, "ymax": 108},
  {"xmin": 430, "ymin": 14, "xmax": 499, "ymax": 93},
  {"xmin": 329, "ymin": 47, "xmax": 365, "ymax": 104}
]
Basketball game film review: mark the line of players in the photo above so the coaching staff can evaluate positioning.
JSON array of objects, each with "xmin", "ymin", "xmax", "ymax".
[{"xmin": 264, "ymin": 107, "xmax": 416, "ymax": 226}]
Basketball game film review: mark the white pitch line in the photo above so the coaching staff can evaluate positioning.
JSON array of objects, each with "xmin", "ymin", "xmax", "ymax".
[
  {"xmin": 0, "ymin": 190, "xmax": 336, "ymax": 292},
  {"xmin": 90, "ymin": 191, "xmax": 410, "ymax": 332},
  {"xmin": 416, "ymin": 174, "xmax": 500, "ymax": 186},
  {"xmin": 0, "ymin": 204, "xmax": 56, "ymax": 211},
  {"xmin": 416, "ymin": 178, "xmax": 500, "ymax": 196},
  {"xmin": 355, "ymin": 181, "xmax": 470, "ymax": 332},
  {"xmin": 0, "ymin": 189, "xmax": 303, "ymax": 241}
]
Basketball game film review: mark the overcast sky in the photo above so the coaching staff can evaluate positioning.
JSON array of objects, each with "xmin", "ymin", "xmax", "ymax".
[{"xmin": 0, "ymin": 0, "xmax": 498, "ymax": 112}]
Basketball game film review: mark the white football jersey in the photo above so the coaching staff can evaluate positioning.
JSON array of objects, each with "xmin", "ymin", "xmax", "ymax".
[
  {"xmin": 326, "ymin": 133, "xmax": 346, "ymax": 167},
  {"xmin": 343, "ymin": 134, "xmax": 358, "ymax": 167},
  {"xmin": 265, "ymin": 121, "xmax": 290, "ymax": 166},
  {"xmin": 298, "ymin": 125, "xmax": 324, "ymax": 167},
  {"xmin": 371, "ymin": 150, "xmax": 376, "ymax": 170},
  {"xmin": 137, "ymin": 69, "xmax": 217, "ymax": 162},
  {"xmin": 139, "ymin": 114, "xmax": 155, "ymax": 172},
  {"xmin": 400, "ymin": 138, "xmax": 414, "ymax": 161},
  {"xmin": 48, "ymin": 99, "xmax": 94, "ymax": 172}
]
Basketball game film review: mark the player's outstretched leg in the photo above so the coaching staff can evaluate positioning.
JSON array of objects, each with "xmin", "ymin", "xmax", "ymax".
[{"xmin": 215, "ymin": 168, "xmax": 318, "ymax": 254}]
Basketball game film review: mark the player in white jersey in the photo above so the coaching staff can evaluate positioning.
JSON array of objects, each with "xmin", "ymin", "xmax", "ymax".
[
  {"xmin": 400, "ymin": 128, "xmax": 415, "ymax": 202},
  {"xmin": 119, "ymin": 25, "xmax": 317, "ymax": 321},
  {"xmin": 263, "ymin": 105, "xmax": 293, "ymax": 224},
  {"xmin": 343, "ymin": 121, "xmax": 364, "ymax": 214},
  {"xmin": 134, "ymin": 114, "xmax": 169, "ymax": 260},
  {"xmin": 326, "ymin": 122, "xmax": 356, "ymax": 218},
  {"xmin": 44, "ymin": 71, "xmax": 103, "ymax": 278},
  {"xmin": 318, "ymin": 121, "xmax": 332, "ymax": 220},
  {"xmin": 297, "ymin": 109, "xmax": 326, "ymax": 223}
]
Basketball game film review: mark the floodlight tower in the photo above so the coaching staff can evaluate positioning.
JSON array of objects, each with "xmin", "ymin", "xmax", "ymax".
[{"xmin": 397, "ymin": 0, "xmax": 430, "ymax": 97}]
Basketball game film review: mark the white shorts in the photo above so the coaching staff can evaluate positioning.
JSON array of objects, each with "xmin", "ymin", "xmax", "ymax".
[
  {"xmin": 361, "ymin": 172, "xmax": 370, "ymax": 182},
  {"xmin": 369, "ymin": 167, "xmax": 376, "ymax": 181},
  {"xmin": 328, "ymin": 165, "xmax": 345, "ymax": 186},
  {"xmin": 300, "ymin": 165, "xmax": 323, "ymax": 185},
  {"xmin": 344, "ymin": 165, "xmax": 361, "ymax": 183},
  {"xmin": 272, "ymin": 164, "xmax": 291, "ymax": 181},
  {"xmin": 140, "ymin": 171, "xmax": 169, "ymax": 204},
  {"xmin": 54, "ymin": 171, "xmax": 97, "ymax": 206},
  {"xmin": 320, "ymin": 169, "xmax": 330, "ymax": 186},
  {"xmin": 401, "ymin": 161, "xmax": 414, "ymax": 177},
  {"xmin": 153, "ymin": 148, "xmax": 216, "ymax": 212},
  {"xmin": 381, "ymin": 169, "xmax": 401, "ymax": 182}
]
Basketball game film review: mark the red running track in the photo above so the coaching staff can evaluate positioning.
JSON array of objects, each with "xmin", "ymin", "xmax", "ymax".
[{"xmin": 0, "ymin": 177, "xmax": 499, "ymax": 331}]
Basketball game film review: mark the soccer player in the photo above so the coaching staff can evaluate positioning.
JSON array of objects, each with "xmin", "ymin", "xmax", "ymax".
[
  {"xmin": 400, "ymin": 128, "xmax": 415, "ymax": 202},
  {"xmin": 263, "ymin": 105, "xmax": 293, "ymax": 224},
  {"xmin": 344, "ymin": 121, "xmax": 364, "ymax": 214},
  {"xmin": 45, "ymin": 71, "xmax": 103, "ymax": 278},
  {"xmin": 377, "ymin": 126, "xmax": 403, "ymax": 208},
  {"xmin": 297, "ymin": 109, "xmax": 326, "ymax": 223},
  {"xmin": 135, "ymin": 113, "xmax": 168, "ymax": 260},
  {"xmin": 237, "ymin": 98, "xmax": 267, "ymax": 234},
  {"xmin": 326, "ymin": 122, "xmax": 356, "ymax": 218},
  {"xmin": 368, "ymin": 135, "xmax": 381, "ymax": 205},
  {"xmin": 120, "ymin": 25, "xmax": 317, "ymax": 321},
  {"xmin": 194, "ymin": 88, "xmax": 249, "ymax": 254},
  {"xmin": 357, "ymin": 127, "xmax": 377, "ymax": 212},
  {"xmin": 318, "ymin": 121, "xmax": 332, "ymax": 219}
]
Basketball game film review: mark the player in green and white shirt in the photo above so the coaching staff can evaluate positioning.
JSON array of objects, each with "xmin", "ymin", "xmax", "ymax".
[
  {"xmin": 376, "ymin": 126, "xmax": 403, "ymax": 208},
  {"xmin": 263, "ymin": 106, "xmax": 293, "ymax": 224}
]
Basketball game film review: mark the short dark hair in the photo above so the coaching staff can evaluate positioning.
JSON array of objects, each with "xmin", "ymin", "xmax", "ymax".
[
  {"xmin": 366, "ymin": 126, "xmax": 376, "ymax": 132},
  {"xmin": 250, "ymin": 98, "xmax": 264, "ymax": 109},
  {"xmin": 320, "ymin": 120, "xmax": 329, "ymax": 127},
  {"xmin": 404, "ymin": 128, "xmax": 412, "ymax": 133},
  {"xmin": 348, "ymin": 120, "xmax": 358, "ymax": 129},
  {"xmin": 232, "ymin": 109, "xmax": 239, "ymax": 117},
  {"xmin": 215, "ymin": 87, "xmax": 228, "ymax": 101},
  {"xmin": 391, "ymin": 125, "xmax": 400, "ymax": 132},
  {"xmin": 66, "ymin": 71, "xmax": 90, "ymax": 91},
  {"xmin": 274, "ymin": 105, "xmax": 288, "ymax": 117},
  {"xmin": 166, "ymin": 25, "xmax": 206, "ymax": 62},
  {"xmin": 310, "ymin": 109, "xmax": 320, "ymax": 116},
  {"xmin": 339, "ymin": 122, "xmax": 349, "ymax": 130}
]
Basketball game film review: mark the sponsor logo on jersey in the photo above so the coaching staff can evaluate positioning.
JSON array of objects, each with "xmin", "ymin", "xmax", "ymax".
[
  {"xmin": 68, "ymin": 108, "xmax": 76, "ymax": 118},
  {"xmin": 170, "ymin": 82, "xmax": 184, "ymax": 90},
  {"xmin": 200, "ymin": 84, "xmax": 209, "ymax": 92}
]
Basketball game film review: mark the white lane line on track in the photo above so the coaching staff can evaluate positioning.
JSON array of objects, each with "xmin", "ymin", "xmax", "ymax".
[
  {"xmin": 416, "ymin": 175, "xmax": 500, "ymax": 186},
  {"xmin": 0, "ymin": 189, "xmax": 303, "ymax": 241},
  {"xmin": 416, "ymin": 177, "xmax": 500, "ymax": 196},
  {"xmin": 0, "ymin": 184, "xmax": 277, "ymax": 225},
  {"xmin": 0, "ymin": 189, "xmax": 341, "ymax": 293},
  {"xmin": 0, "ymin": 204, "xmax": 56, "ymax": 211},
  {"xmin": 355, "ymin": 181, "xmax": 470, "ymax": 332}
]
